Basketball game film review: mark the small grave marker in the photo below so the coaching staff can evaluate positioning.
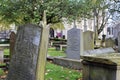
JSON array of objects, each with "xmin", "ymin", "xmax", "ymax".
[{"xmin": 105, "ymin": 38, "xmax": 114, "ymax": 48}]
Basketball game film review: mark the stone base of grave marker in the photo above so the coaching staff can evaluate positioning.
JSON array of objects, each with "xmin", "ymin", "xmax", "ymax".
[{"xmin": 82, "ymin": 53, "xmax": 120, "ymax": 80}]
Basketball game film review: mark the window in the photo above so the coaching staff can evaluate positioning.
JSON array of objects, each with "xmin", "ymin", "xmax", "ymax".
[
  {"xmin": 107, "ymin": 27, "xmax": 111, "ymax": 35},
  {"xmin": 107, "ymin": 27, "xmax": 113, "ymax": 35}
]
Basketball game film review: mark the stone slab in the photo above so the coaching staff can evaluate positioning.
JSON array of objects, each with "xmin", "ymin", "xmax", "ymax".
[
  {"xmin": 82, "ymin": 52, "xmax": 120, "ymax": 80},
  {"xmin": 81, "ymin": 53, "xmax": 120, "ymax": 65},
  {"xmin": 53, "ymin": 57, "xmax": 82, "ymax": 70},
  {"xmin": 82, "ymin": 48, "xmax": 120, "ymax": 80},
  {"xmin": 82, "ymin": 60, "xmax": 120, "ymax": 80},
  {"xmin": 84, "ymin": 47, "xmax": 115, "ymax": 55}
]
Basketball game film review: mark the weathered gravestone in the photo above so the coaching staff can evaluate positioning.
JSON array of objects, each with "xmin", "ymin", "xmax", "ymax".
[
  {"xmin": 118, "ymin": 32, "xmax": 120, "ymax": 52},
  {"xmin": 95, "ymin": 40, "xmax": 101, "ymax": 48},
  {"xmin": 6, "ymin": 24, "xmax": 49, "ymax": 80},
  {"xmin": 83, "ymin": 31, "xmax": 94, "ymax": 51},
  {"xmin": 0, "ymin": 49, "xmax": 4, "ymax": 63},
  {"xmin": 66, "ymin": 28, "xmax": 83, "ymax": 60},
  {"xmin": 105, "ymin": 38, "xmax": 115, "ymax": 48},
  {"xmin": 10, "ymin": 32, "xmax": 16, "ymax": 58}
]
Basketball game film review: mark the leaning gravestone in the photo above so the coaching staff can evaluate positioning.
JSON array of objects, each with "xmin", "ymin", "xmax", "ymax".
[
  {"xmin": 6, "ymin": 24, "xmax": 49, "ymax": 80},
  {"xmin": 66, "ymin": 28, "xmax": 83, "ymax": 60},
  {"xmin": 83, "ymin": 31, "xmax": 94, "ymax": 51}
]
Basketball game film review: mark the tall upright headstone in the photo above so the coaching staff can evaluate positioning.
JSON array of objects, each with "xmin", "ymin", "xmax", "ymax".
[
  {"xmin": 83, "ymin": 31, "xmax": 94, "ymax": 51},
  {"xmin": 10, "ymin": 31, "xmax": 16, "ymax": 58},
  {"xmin": 66, "ymin": 28, "xmax": 83, "ymax": 60},
  {"xmin": 6, "ymin": 24, "xmax": 49, "ymax": 80}
]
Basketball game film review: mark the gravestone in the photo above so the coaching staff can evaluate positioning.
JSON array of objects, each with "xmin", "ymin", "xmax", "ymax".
[
  {"xmin": 66, "ymin": 28, "xmax": 83, "ymax": 60},
  {"xmin": 0, "ymin": 49, "xmax": 4, "ymax": 63},
  {"xmin": 95, "ymin": 40, "xmax": 101, "ymax": 48},
  {"xmin": 118, "ymin": 32, "xmax": 120, "ymax": 52},
  {"xmin": 83, "ymin": 31, "xmax": 94, "ymax": 51},
  {"xmin": 105, "ymin": 38, "xmax": 114, "ymax": 48},
  {"xmin": 10, "ymin": 32, "xmax": 16, "ymax": 58},
  {"xmin": 6, "ymin": 24, "xmax": 49, "ymax": 80}
]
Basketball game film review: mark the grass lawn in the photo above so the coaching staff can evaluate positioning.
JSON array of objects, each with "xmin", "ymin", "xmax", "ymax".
[
  {"xmin": 45, "ymin": 62, "xmax": 82, "ymax": 80},
  {"xmin": 46, "ymin": 47, "xmax": 82, "ymax": 80},
  {"xmin": 0, "ymin": 68, "xmax": 5, "ymax": 76},
  {"xmin": 2, "ymin": 48, "xmax": 82, "ymax": 80},
  {"xmin": 48, "ymin": 47, "xmax": 66, "ymax": 57},
  {"xmin": 4, "ymin": 47, "xmax": 65, "ymax": 57},
  {"xmin": 4, "ymin": 49, "xmax": 9, "ymax": 56}
]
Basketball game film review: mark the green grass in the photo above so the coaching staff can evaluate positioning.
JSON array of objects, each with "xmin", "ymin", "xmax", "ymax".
[
  {"xmin": 46, "ymin": 48, "xmax": 82, "ymax": 80},
  {"xmin": 48, "ymin": 48, "xmax": 66, "ymax": 57},
  {"xmin": 0, "ymin": 68, "xmax": 5, "ymax": 76},
  {"xmin": 2, "ymin": 48, "xmax": 82, "ymax": 80},
  {"xmin": 4, "ymin": 47, "xmax": 66, "ymax": 57},
  {"xmin": 4, "ymin": 49, "xmax": 9, "ymax": 56},
  {"xmin": 0, "ymin": 63, "xmax": 6, "ymax": 66},
  {"xmin": 45, "ymin": 62, "xmax": 82, "ymax": 80},
  {"xmin": 0, "ymin": 65, "xmax": 6, "ymax": 76}
]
